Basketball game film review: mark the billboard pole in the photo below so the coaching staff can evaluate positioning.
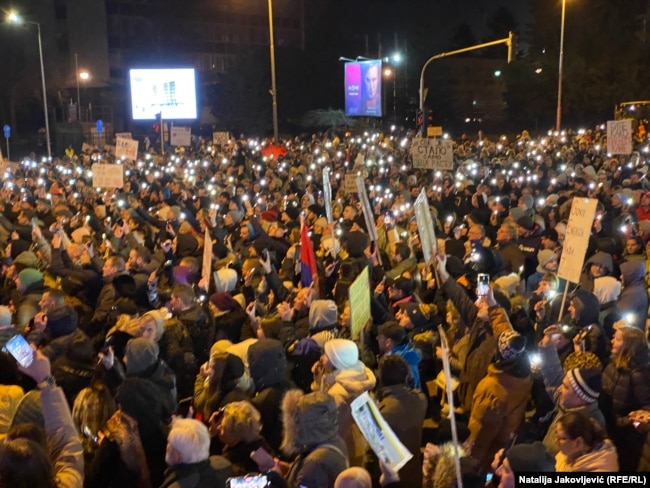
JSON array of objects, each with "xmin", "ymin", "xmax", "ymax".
[{"xmin": 160, "ymin": 113, "xmax": 164, "ymax": 156}]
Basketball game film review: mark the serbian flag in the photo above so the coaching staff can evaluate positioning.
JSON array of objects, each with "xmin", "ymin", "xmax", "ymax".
[{"xmin": 300, "ymin": 216, "xmax": 318, "ymax": 288}]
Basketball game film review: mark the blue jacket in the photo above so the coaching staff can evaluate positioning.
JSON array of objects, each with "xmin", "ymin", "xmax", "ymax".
[{"xmin": 390, "ymin": 343, "xmax": 423, "ymax": 390}]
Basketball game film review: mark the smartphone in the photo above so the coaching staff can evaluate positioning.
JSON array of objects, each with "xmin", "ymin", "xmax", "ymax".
[
  {"xmin": 226, "ymin": 475, "xmax": 270, "ymax": 488},
  {"xmin": 3, "ymin": 335, "xmax": 34, "ymax": 368},
  {"xmin": 250, "ymin": 447, "xmax": 275, "ymax": 472},
  {"xmin": 261, "ymin": 248, "xmax": 269, "ymax": 261},
  {"xmin": 477, "ymin": 273, "xmax": 490, "ymax": 297}
]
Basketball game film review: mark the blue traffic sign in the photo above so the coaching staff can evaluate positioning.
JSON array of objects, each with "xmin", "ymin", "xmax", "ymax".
[
  {"xmin": 96, "ymin": 119, "xmax": 104, "ymax": 133},
  {"xmin": 3, "ymin": 125, "xmax": 10, "ymax": 139}
]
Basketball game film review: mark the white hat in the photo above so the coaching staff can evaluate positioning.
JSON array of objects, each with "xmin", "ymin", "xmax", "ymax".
[{"xmin": 324, "ymin": 339, "xmax": 360, "ymax": 371}]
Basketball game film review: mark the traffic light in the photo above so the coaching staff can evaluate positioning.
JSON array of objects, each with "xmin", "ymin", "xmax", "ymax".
[{"xmin": 507, "ymin": 31, "xmax": 519, "ymax": 63}]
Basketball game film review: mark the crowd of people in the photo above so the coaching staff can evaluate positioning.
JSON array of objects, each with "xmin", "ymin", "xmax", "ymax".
[{"xmin": 0, "ymin": 124, "xmax": 649, "ymax": 488}]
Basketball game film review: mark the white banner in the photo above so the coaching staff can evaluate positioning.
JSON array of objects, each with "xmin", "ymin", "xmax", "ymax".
[
  {"xmin": 351, "ymin": 392, "xmax": 413, "ymax": 472},
  {"xmin": 410, "ymin": 138, "xmax": 453, "ymax": 170},
  {"xmin": 557, "ymin": 198, "xmax": 598, "ymax": 284},
  {"xmin": 344, "ymin": 173, "xmax": 358, "ymax": 194},
  {"xmin": 607, "ymin": 120, "xmax": 632, "ymax": 155},
  {"xmin": 116, "ymin": 137, "xmax": 139, "ymax": 161},
  {"xmin": 414, "ymin": 188, "xmax": 436, "ymax": 264},
  {"xmin": 115, "ymin": 132, "xmax": 133, "ymax": 140},
  {"xmin": 349, "ymin": 266, "xmax": 370, "ymax": 341},
  {"xmin": 170, "ymin": 127, "xmax": 192, "ymax": 147},
  {"xmin": 92, "ymin": 163, "xmax": 124, "ymax": 188}
]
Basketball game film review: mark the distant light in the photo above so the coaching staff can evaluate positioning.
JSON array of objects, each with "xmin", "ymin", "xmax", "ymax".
[
  {"xmin": 392, "ymin": 53, "xmax": 402, "ymax": 63},
  {"xmin": 535, "ymin": 68, "xmax": 543, "ymax": 74},
  {"xmin": 79, "ymin": 71, "xmax": 90, "ymax": 80},
  {"xmin": 494, "ymin": 70, "xmax": 502, "ymax": 77}
]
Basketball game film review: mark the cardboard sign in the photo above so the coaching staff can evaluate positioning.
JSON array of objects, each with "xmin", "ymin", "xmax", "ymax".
[
  {"xmin": 170, "ymin": 127, "xmax": 191, "ymax": 146},
  {"xmin": 410, "ymin": 138, "xmax": 453, "ymax": 170},
  {"xmin": 344, "ymin": 173, "xmax": 358, "ymax": 193},
  {"xmin": 212, "ymin": 131, "xmax": 229, "ymax": 146},
  {"xmin": 351, "ymin": 392, "xmax": 413, "ymax": 472},
  {"xmin": 427, "ymin": 126, "xmax": 443, "ymax": 137},
  {"xmin": 115, "ymin": 132, "xmax": 133, "ymax": 140},
  {"xmin": 103, "ymin": 145, "xmax": 116, "ymax": 157},
  {"xmin": 116, "ymin": 137, "xmax": 139, "ymax": 161},
  {"xmin": 81, "ymin": 143, "xmax": 94, "ymax": 153},
  {"xmin": 349, "ymin": 266, "xmax": 370, "ymax": 341},
  {"xmin": 414, "ymin": 188, "xmax": 436, "ymax": 264},
  {"xmin": 557, "ymin": 198, "xmax": 598, "ymax": 284},
  {"xmin": 92, "ymin": 163, "xmax": 124, "ymax": 188},
  {"xmin": 356, "ymin": 176, "xmax": 377, "ymax": 242},
  {"xmin": 607, "ymin": 120, "xmax": 632, "ymax": 155}
]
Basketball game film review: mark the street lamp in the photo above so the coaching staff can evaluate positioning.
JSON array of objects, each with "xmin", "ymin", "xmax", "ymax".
[
  {"xmin": 266, "ymin": 0, "xmax": 279, "ymax": 144},
  {"xmin": 6, "ymin": 11, "xmax": 51, "ymax": 160},
  {"xmin": 556, "ymin": 0, "xmax": 567, "ymax": 132}
]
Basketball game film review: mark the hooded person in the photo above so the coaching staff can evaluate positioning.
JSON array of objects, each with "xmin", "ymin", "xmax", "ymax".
[
  {"xmin": 208, "ymin": 291, "xmax": 251, "ymax": 343},
  {"xmin": 312, "ymin": 339, "xmax": 376, "ymax": 467},
  {"xmin": 85, "ymin": 377, "xmax": 169, "ymax": 488},
  {"xmin": 308, "ymin": 299, "xmax": 339, "ymax": 349},
  {"xmin": 13, "ymin": 268, "xmax": 47, "ymax": 331},
  {"xmin": 281, "ymin": 390, "xmax": 349, "ymax": 488},
  {"xmin": 193, "ymin": 350, "xmax": 248, "ymax": 421},
  {"xmin": 468, "ymin": 328, "xmax": 533, "ymax": 470},
  {"xmin": 580, "ymin": 251, "xmax": 614, "ymax": 292},
  {"xmin": 592, "ymin": 276, "xmax": 622, "ymax": 338},
  {"xmin": 617, "ymin": 260, "xmax": 648, "ymax": 331},
  {"xmin": 174, "ymin": 234, "xmax": 199, "ymax": 259},
  {"xmin": 247, "ymin": 338, "xmax": 295, "ymax": 453},
  {"xmin": 563, "ymin": 289, "xmax": 607, "ymax": 363},
  {"xmin": 102, "ymin": 337, "xmax": 178, "ymax": 420}
]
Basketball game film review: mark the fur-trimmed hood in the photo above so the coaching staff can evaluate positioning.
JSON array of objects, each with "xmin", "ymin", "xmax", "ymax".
[{"xmin": 281, "ymin": 389, "xmax": 341, "ymax": 456}]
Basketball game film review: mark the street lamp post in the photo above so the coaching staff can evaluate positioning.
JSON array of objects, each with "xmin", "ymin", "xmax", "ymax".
[
  {"xmin": 267, "ymin": 0, "xmax": 279, "ymax": 144},
  {"xmin": 556, "ymin": 0, "xmax": 567, "ymax": 132},
  {"xmin": 6, "ymin": 12, "xmax": 51, "ymax": 160}
]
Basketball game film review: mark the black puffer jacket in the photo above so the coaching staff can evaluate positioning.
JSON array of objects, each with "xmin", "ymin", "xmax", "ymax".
[{"xmin": 248, "ymin": 339, "xmax": 294, "ymax": 453}]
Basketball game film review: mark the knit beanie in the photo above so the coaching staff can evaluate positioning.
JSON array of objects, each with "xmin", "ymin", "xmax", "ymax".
[
  {"xmin": 46, "ymin": 305, "xmax": 78, "ymax": 339},
  {"xmin": 563, "ymin": 351, "xmax": 603, "ymax": 372},
  {"xmin": 566, "ymin": 367, "xmax": 601, "ymax": 403},
  {"xmin": 309, "ymin": 300, "xmax": 338, "ymax": 330},
  {"xmin": 12, "ymin": 251, "xmax": 38, "ymax": 269},
  {"xmin": 18, "ymin": 268, "xmax": 43, "ymax": 289},
  {"xmin": 498, "ymin": 329, "xmax": 526, "ymax": 361},
  {"xmin": 324, "ymin": 339, "xmax": 361, "ymax": 371},
  {"xmin": 536, "ymin": 249, "xmax": 557, "ymax": 273},
  {"xmin": 209, "ymin": 292, "xmax": 239, "ymax": 312},
  {"xmin": 125, "ymin": 337, "xmax": 159, "ymax": 375},
  {"xmin": 506, "ymin": 441, "xmax": 555, "ymax": 472}
]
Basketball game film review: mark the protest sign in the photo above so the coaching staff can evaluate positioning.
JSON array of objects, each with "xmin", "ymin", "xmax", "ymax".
[
  {"xmin": 81, "ymin": 143, "xmax": 94, "ymax": 153},
  {"xmin": 170, "ymin": 126, "xmax": 191, "ymax": 146},
  {"xmin": 414, "ymin": 188, "xmax": 437, "ymax": 264},
  {"xmin": 344, "ymin": 173, "xmax": 358, "ymax": 194},
  {"xmin": 410, "ymin": 138, "xmax": 453, "ymax": 170},
  {"xmin": 356, "ymin": 177, "xmax": 378, "ymax": 242},
  {"xmin": 212, "ymin": 131, "xmax": 229, "ymax": 146},
  {"xmin": 351, "ymin": 392, "xmax": 413, "ymax": 472},
  {"xmin": 323, "ymin": 167, "xmax": 333, "ymax": 223},
  {"xmin": 607, "ymin": 120, "xmax": 632, "ymax": 155},
  {"xmin": 115, "ymin": 132, "xmax": 132, "ymax": 140},
  {"xmin": 92, "ymin": 163, "xmax": 124, "ymax": 188},
  {"xmin": 349, "ymin": 266, "xmax": 370, "ymax": 341},
  {"xmin": 557, "ymin": 197, "xmax": 598, "ymax": 284},
  {"xmin": 116, "ymin": 137, "xmax": 139, "ymax": 161}
]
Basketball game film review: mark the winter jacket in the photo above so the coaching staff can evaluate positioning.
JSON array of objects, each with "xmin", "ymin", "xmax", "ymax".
[
  {"xmin": 41, "ymin": 385, "xmax": 84, "ymax": 488},
  {"xmin": 282, "ymin": 390, "xmax": 349, "ymax": 488},
  {"xmin": 14, "ymin": 280, "xmax": 47, "ymax": 331},
  {"xmin": 213, "ymin": 305, "xmax": 252, "ymax": 344},
  {"xmin": 222, "ymin": 437, "xmax": 274, "ymax": 476},
  {"xmin": 248, "ymin": 339, "xmax": 295, "ymax": 453},
  {"xmin": 617, "ymin": 261, "xmax": 648, "ymax": 331},
  {"xmin": 316, "ymin": 365, "xmax": 376, "ymax": 467},
  {"xmin": 537, "ymin": 343, "xmax": 606, "ymax": 456},
  {"xmin": 387, "ymin": 342, "xmax": 423, "ymax": 390},
  {"xmin": 159, "ymin": 456, "xmax": 233, "ymax": 488},
  {"xmin": 468, "ymin": 360, "xmax": 532, "ymax": 469},
  {"xmin": 385, "ymin": 255, "xmax": 417, "ymax": 280},
  {"xmin": 372, "ymin": 384, "xmax": 427, "ymax": 487},
  {"xmin": 600, "ymin": 361, "xmax": 650, "ymax": 471},
  {"xmin": 555, "ymin": 439, "xmax": 618, "ymax": 472},
  {"xmin": 176, "ymin": 304, "xmax": 214, "ymax": 365},
  {"xmin": 159, "ymin": 318, "xmax": 197, "ymax": 399},
  {"xmin": 497, "ymin": 241, "xmax": 525, "ymax": 276},
  {"xmin": 443, "ymin": 275, "xmax": 512, "ymax": 414},
  {"xmin": 566, "ymin": 289, "xmax": 607, "ymax": 363}
]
